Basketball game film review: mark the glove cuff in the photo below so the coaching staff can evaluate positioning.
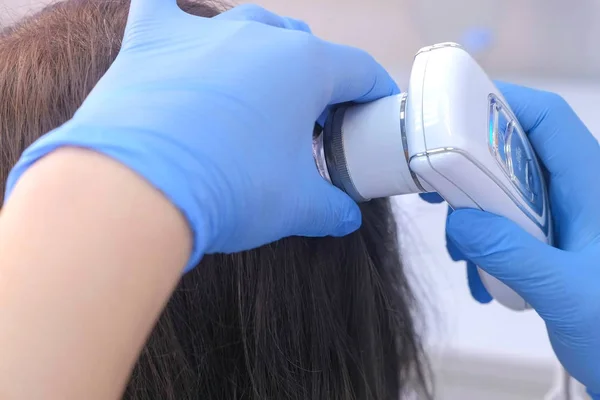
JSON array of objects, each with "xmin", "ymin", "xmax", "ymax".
[{"xmin": 4, "ymin": 121, "xmax": 213, "ymax": 272}]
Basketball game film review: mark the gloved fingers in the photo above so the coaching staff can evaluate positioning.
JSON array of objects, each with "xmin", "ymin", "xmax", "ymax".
[
  {"xmin": 467, "ymin": 262, "xmax": 493, "ymax": 304},
  {"xmin": 445, "ymin": 206, "xmax": 467, "ymax": 262},
  {"xmin": 319, "ymin": 41, "xmax": 400, "ymax": 106},
  {"xmin": 444, "ymin": 206, "xmax": 493, "ymax": 303},
  {"xmin": 446, "ymin": 231, "xmax": 465, "ymax": 262},
  {"xmin": 127, "ymin": 0, "xmax": 180, "ymax": 24},
  {"xmin": 296, "ymin": 179, "xmax": 362, "ymax": 237},
  {"xmin": 587, "ymin": 388, "xmax": 600, "ymax": 400},
  {"xmin": 495, "ymin": 82, "xmax": 600, "ymax": 187},
  {"xmin": 497, "ymin": 82, "xmax": 600, "ymax": 231},
  {"xmin": 214, "ymin": 4, "xmax": 312, "ymax": 32},
  {"xmin": 418, "ymin": 192, "xmax": 445, "ymax": 204},
  {"xmin": 446, "ymin": 209, "xmax": 564, "ymax": 297}
]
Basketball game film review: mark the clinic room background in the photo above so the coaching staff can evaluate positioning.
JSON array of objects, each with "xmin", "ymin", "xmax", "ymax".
[{"xmin": 2, "ymin": 0, "xmax": 600, "ymax": 398}]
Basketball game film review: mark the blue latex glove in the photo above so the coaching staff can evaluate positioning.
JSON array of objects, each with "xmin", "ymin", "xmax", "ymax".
[
  {"xmin": 4, "ymin": 3, "xmax": 398, "ymax": 271},
  {"xmin": 445, "ymin": 83, "xmax": 600, "ymax": 392},
  {"xmin": 418, "ymin": 193, "xmax": 493, "ymax": 303}
]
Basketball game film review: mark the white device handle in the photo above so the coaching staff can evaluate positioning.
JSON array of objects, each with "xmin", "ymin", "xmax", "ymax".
[
  {"xmin": 405, "ymin": 43, "xmax": 552, "ymax": 311},
  {"xmin": 316, "ymin": 43, "xmax": 552, "ymax": 311}
]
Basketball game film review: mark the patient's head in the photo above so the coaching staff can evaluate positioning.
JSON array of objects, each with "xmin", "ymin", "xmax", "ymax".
[{"xmin": 0, "ymin": 0, "xmax": 430, "ymax": 398}]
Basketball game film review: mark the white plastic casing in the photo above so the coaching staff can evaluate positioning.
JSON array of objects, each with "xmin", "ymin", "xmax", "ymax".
[
  {"xmin": 406, "ymin": 43, "xmax": 552, "ymax": 311},
  {"xmin": 321, "ymin": 42, "xmax": 552, "ymax": 311},
  {"xmin": 337, "ymin": 95, "xmax": 433, "ymax": 199}
]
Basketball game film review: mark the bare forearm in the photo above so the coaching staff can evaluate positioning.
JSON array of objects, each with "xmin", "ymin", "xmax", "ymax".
[{"xmin": 0, "ymin": 148, "xmax": 192, "ymax": 399}]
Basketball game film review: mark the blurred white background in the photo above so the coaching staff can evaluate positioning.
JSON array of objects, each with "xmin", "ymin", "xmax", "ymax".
[
  {"xmin": 4, "ymin": 0, "xmax": 600, "ymax": 81},
  {"xmin": 2, "ymin": 0, "xmax": 600, "ymax": 398}
]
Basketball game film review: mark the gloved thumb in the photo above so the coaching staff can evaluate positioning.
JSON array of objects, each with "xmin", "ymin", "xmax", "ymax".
[
  {"xmin": 298, "ymin": 180, "xmax": 362, "ymax": 238},
  {"xmin": 126, "ymin": 0, "xmax": 180, "ymax": 25},
  {"xmin": 446, "ymin": 209, "xmax": 564, "ymax": 302},
  {"xmin": 214, "ymin": 4, "xmax": 312, "ymax": 32}
]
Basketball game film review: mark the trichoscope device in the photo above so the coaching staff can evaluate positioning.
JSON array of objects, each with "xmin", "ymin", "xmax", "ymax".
[{"xmin": 313, "ymin": 42, "xmax": 553, "ymax": 311}]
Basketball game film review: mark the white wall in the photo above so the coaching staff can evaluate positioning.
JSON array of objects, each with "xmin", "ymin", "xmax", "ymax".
[{"xmin": 234, "ymin": 0, "xmax": 600, "ymax": 79}]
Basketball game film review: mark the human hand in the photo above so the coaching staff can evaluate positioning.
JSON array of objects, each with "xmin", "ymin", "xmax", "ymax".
[
  {"xmin": 418, "ymin": 193, "xmax": 492, "ymax": 304},
  {"xmin": 445, "ymin": 83, "xmax": 600, "ymax": 392},
  {"xmin": 4, "ymin": 3, "xmax": 398, "ymax": 270}
]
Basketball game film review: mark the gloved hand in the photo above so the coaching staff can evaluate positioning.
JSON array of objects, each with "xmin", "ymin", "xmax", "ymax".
[
  {"xmin": 4, "ymin": 2, "xmax": 398, "ymax": 271},
  {"xmin": 419, "ymin": 193, "xmax": 493, "ymax": 304},
  {"xmin": 444, "ymin": 83, "xmax": 600, "ymax": 393}
]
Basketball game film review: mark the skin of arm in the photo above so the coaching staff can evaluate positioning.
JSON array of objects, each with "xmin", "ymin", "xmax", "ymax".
[{"xmin": 0, "ymin": 148, "xmax": 193, "ymax": 400}]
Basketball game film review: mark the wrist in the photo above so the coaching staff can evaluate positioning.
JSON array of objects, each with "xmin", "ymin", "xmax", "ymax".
[
  {"xmin": 5, "ymin": 120, "xmax": 217, "ymax": 270},
  {"xmin": 0, "ymin": 148, "xmax": 191, "ymax": 398}
]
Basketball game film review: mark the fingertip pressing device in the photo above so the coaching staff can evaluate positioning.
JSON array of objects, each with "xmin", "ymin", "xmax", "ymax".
[{"xmin": 313, "ymin": 42, "xmax": 552, "ymax": 311}]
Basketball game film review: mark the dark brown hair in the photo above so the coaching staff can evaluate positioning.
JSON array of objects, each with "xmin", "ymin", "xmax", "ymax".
[{"xmin": 0, "ymin": 1, "xmax": 431, "ymax": 398}]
